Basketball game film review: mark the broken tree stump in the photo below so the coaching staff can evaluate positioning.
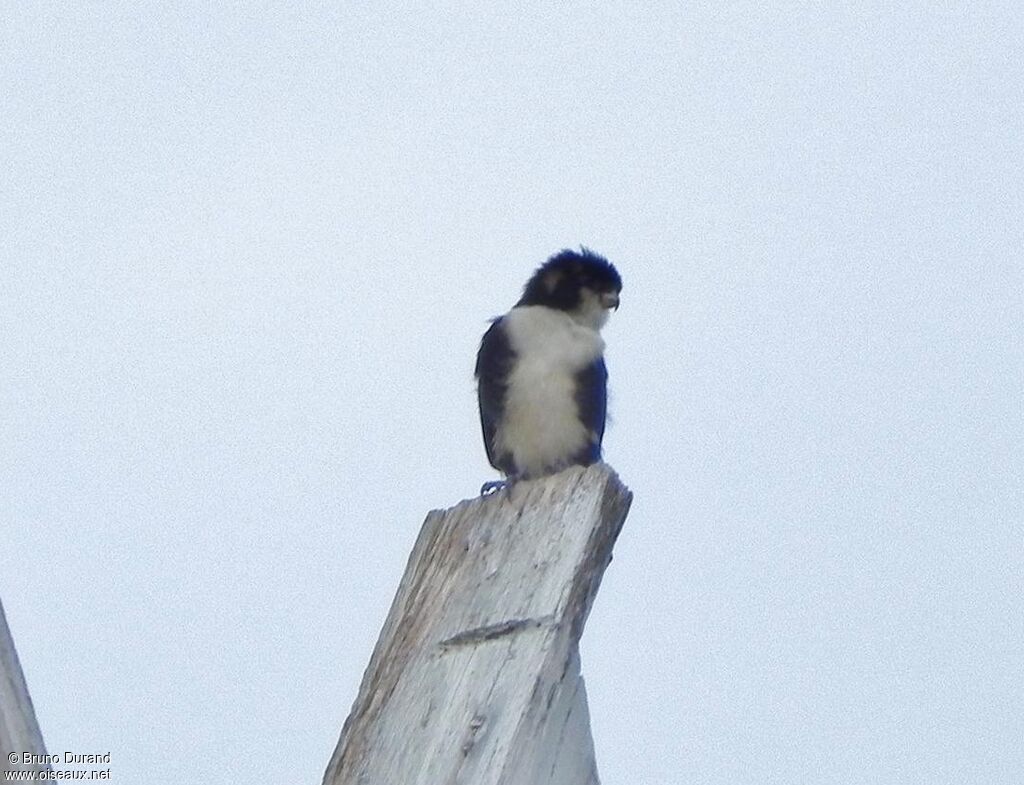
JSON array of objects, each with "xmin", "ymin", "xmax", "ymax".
[
  {"xmin": 1, "ymin": 597, "xmax": 49, "ymax": 775},
  {"xmin": 323, "ymin": 463, "xmax": 632, "ymax": 785}
]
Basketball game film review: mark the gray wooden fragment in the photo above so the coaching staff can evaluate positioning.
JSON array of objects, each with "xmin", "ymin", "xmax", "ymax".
[
  {"xmin": 1, "ymin": 597, "xmax": 49, "ymax": 775},
  {"xmin": 323, "ymin": 463, "xmax": 632, "ymax": 785}
]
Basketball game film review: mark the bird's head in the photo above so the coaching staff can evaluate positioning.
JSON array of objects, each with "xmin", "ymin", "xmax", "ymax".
[{"xmin": 517, "ymin": 248, "xmax": 622, "ymax": 330}]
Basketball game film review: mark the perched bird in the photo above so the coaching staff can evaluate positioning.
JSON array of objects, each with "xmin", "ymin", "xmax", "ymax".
[{"xmin": 475, "ymin": 248, "xmax": 622, "ymax": 492}]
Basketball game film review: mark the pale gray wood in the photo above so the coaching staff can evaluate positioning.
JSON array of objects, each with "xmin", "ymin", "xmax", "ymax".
[
  {"xmin": 323, "ymin": 463, "xmax": 631, "ymax": 785},
  {"xmin": 1, "ymin": 597, "xmax": 49, "ymax": 775}
]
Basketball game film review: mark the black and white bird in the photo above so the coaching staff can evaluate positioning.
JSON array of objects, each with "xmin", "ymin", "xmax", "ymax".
[{"xmin": 475, "ymin": 248, "xmax": 622, "ymax": 492}]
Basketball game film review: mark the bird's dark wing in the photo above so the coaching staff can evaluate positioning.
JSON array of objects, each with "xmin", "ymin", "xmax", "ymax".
[
  {"xmin": 475, "ymin": 318, "xmax": 516, "ymax": 474},
  {"xmin": 573, "ymin": 357, "xmax": 608, "ymax": 465}
]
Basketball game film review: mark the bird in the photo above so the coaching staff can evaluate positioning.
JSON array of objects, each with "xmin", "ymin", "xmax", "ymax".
[{"xmin": 475, "ymin": 248, "xmax": 622, "ymax": 493}]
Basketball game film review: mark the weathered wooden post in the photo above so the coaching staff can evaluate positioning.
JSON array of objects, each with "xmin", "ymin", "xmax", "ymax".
[
  {"xmin": 1, "ymin": 598, "xmax": 49, "ymax": 775},
  {"xmin": 323, "ymin": 463, "xmax": 632, "ymax": 785}
]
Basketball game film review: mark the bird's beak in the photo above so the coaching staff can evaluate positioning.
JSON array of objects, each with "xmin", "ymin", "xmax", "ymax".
[{"xmin": 601, "ymin": 291, "xmax": 620, "ymax": 310}]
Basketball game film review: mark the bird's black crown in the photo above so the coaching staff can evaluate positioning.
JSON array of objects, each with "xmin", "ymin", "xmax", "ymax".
[{"xmin": 517, "ymin": 248, "xmax": 622, "ymax": 310}]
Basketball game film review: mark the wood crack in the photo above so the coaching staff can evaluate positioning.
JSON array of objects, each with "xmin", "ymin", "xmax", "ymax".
[{"xmin": 439, "ymin": 616, "xmax": 555, "ymax": 649}]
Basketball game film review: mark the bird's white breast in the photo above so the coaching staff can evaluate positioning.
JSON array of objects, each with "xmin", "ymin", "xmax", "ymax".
[{"xmin": 496, "ymin": 306, "xmax": 605, "ymax": 477}]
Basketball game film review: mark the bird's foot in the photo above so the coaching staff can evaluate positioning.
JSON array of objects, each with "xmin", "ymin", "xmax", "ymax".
[{"xmin": 480, "ymin": 479, "xmax": 507, "ymax": 496}]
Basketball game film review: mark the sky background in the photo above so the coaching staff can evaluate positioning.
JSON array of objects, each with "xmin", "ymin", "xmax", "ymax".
[{"xmin": 3, "ymin": 3, "xmax": 1023, "ymax": 783}]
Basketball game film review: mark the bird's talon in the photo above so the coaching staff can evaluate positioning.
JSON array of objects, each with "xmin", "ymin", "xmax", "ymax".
[{"xmin": 480, "ymin": 480, "xmax": 507, "ymax": 496}]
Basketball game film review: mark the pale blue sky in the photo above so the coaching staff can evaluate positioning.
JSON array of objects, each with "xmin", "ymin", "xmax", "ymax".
[{"xmin": 3, "ymin": 3, "xmax": 1022, "ymax": 784}]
